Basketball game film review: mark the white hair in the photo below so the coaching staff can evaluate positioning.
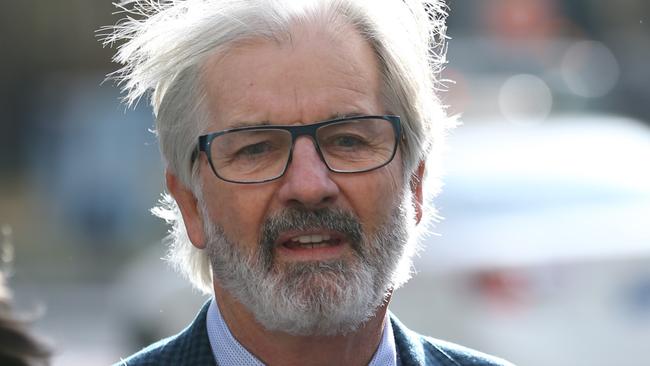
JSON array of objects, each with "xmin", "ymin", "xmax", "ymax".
[{"xmin": 105, "ymin": 0, "xmax": 453, "ymax": 294}]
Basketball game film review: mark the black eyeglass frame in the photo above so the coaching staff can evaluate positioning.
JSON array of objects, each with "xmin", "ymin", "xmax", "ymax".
[{"xmin": 195, "ymin": 115, "xmax": 402, "ymax": 184}]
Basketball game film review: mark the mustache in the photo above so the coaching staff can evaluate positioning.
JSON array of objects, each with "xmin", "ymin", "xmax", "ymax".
[{"xmin": 259, "ymin": 208, "xmax": 364, "ymax": 264}]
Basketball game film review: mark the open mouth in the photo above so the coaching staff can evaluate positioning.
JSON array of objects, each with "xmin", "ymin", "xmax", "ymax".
[{"xmin": 282, "ymin": 234, "xmax": 343, "ymax": 249}]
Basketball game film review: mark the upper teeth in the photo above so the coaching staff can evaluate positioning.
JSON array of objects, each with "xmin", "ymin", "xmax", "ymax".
[{"xmin": 291, "ymin": 234, "xmax": 331, "ymax": 244}]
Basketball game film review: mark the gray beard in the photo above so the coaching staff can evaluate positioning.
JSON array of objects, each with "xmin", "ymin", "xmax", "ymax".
[{"xmin": 202, "ymin": 194, "xmax": 413, "ymax": 336}]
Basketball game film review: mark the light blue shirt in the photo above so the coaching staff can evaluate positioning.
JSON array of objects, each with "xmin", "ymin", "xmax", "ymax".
[{"xmin": 206, "ymin": 297, "xmax": 399, "ymax": 366}]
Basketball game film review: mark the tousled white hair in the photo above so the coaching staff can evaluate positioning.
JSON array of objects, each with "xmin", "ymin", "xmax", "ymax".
[{"xmin": 105, "ymin": 0, "xmax": 453, "ymax": 294}]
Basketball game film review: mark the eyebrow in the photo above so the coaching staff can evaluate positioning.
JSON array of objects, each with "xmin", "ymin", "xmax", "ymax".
[
  {"xmin": 228, "ymin": 121, "xmax": 272, "ymax": 129},
  {"xmin": 330, "ymin": 112, "xmax": 367, "ymax": 119},
  {"xmin": 226, "ymin": 112, "xmax": 368, "ymax": 129}
]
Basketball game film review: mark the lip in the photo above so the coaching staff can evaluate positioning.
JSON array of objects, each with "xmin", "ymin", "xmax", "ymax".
[
  {"xmin": 275, "ymin": 229, "xmax": 345, "ymax": 245},
  {"xmin": 274, "ymin": 229, "xmax": 349, "ymax": 262}
]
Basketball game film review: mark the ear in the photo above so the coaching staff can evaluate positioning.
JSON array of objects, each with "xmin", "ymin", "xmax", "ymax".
[
  {"xmin": 410, "ymin": 161, "xmax": 425, "ymax": 225},
  {"xmin": 166, "ymin": 171, "xmax": 207, "ymax": 249}
]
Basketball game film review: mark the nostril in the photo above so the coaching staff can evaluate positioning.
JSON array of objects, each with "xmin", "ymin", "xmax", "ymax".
[{"xmin": 286, "ymin": 194, "xmax": 335, "ymax": 210}]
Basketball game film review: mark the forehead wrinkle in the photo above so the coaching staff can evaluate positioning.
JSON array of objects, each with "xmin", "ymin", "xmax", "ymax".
[
  {"xmin": 291, "ymin": 20, "xmax": 378, "ymax": 80},
  {"xmin": 201, "ymin": 18, "xmax": 383, "ymax": 129}
]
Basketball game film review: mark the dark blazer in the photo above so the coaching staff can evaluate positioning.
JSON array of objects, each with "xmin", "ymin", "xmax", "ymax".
[{"xmin": 115, "ymin": 303, "xmax": 514, "ymax": 366}]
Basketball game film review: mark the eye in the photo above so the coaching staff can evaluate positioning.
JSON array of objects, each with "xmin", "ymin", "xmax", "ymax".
[
  {"xmin": 235, "ymin": 141, "xmax": 274, "ymax": 158},
  {"xmin": 330, "ymin": 134, "xmax": 368, "ymax": 148}
]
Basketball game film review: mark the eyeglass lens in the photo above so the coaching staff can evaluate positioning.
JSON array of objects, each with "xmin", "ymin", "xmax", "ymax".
[{"xmin": 209, "ymin": 118, "xmax": 396, "ymax": 183}]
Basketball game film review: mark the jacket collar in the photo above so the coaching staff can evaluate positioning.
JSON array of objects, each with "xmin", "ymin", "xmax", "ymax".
[{"xmin": 390, "ymin": 312, "xmax": 461, "ymax": 366}]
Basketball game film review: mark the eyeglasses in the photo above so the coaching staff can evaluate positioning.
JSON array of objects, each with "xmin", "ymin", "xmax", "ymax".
[{"xmin": 195, "ymin": 115, "xmax": 401, "ymax": 184}]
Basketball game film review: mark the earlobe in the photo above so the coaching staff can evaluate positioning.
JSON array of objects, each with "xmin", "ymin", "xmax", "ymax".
[
  {"xmin": 410, "ymin": 161, "xmax": 425, "ymax": 225},
  {"xmin": 165, "ymin": 171, "xmax": 207, "ymax": 249}
]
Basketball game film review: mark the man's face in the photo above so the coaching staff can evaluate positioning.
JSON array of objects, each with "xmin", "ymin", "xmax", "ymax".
[{"xmin": 178, "ymin": 23, "xmax": 423, "ymax": 335}]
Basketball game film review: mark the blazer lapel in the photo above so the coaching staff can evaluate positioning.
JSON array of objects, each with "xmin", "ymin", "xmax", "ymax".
[
  {"xmin": 390, "ymin": 312, "xmax": 461, "ymax": 366},
  {"xmin": 171, "ymin": 301, "xmax": 217, "ymax": 365}
]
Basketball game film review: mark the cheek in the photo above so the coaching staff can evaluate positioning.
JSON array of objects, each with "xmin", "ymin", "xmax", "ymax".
[
  {"xmin": 338, "ymin": 165, "xmax": 404, "ymax": 233},
  {"xmin": 201, "ymin": 178, "xmax": 275, "ymax": 248}
]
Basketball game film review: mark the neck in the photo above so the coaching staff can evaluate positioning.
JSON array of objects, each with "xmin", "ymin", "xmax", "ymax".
[{"xmin": 213, "ymin": 282, "xmax": 390, "ymax": 366}]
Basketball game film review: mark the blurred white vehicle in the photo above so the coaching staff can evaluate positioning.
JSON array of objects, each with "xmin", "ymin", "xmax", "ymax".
[{"xmin": 425, "ymin": 113, "xmax": 650, "ymax": 270}]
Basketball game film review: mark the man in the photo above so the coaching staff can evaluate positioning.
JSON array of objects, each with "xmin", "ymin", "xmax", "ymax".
[{"xmin": 107, "ymin": 0, "xmax": 514, "ymax": 365}]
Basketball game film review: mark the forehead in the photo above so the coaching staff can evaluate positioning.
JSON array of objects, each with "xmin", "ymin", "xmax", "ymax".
[{"xmin": 200, "ymin": 21, "xmax": 384, "ymax": 129}]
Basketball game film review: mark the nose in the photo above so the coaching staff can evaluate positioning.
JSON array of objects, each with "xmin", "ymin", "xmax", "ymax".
[{"xmin": 276, "ymin": 136, "xmax": 340, "ymax": 209}]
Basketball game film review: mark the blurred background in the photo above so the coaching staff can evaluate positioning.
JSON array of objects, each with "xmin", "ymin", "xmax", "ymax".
[{"xmin": 1, "ymin": 1, "xmax": 649, "ymax": 365}]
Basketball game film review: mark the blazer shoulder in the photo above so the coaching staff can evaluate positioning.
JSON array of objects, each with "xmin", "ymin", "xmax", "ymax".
[
  {"xmin": 113, "ymin": 301, "xmax": 215, "ymax": 366},
  {"xmin": 389, "ymin": 312, "xmax": 516, "ymax": 366},
  {"xmin": 420, "ymin": 336, "xmax": 516, "ymax": 366},
  {"xmin": 113, "ymin": 334, "xmax": 180, "ymax": 366}
]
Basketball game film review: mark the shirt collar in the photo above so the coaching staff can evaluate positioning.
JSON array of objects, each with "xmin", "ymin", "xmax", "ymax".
[{"xmin": 206, "ymin": 297, "xmax": 398, "ymax": 366}]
